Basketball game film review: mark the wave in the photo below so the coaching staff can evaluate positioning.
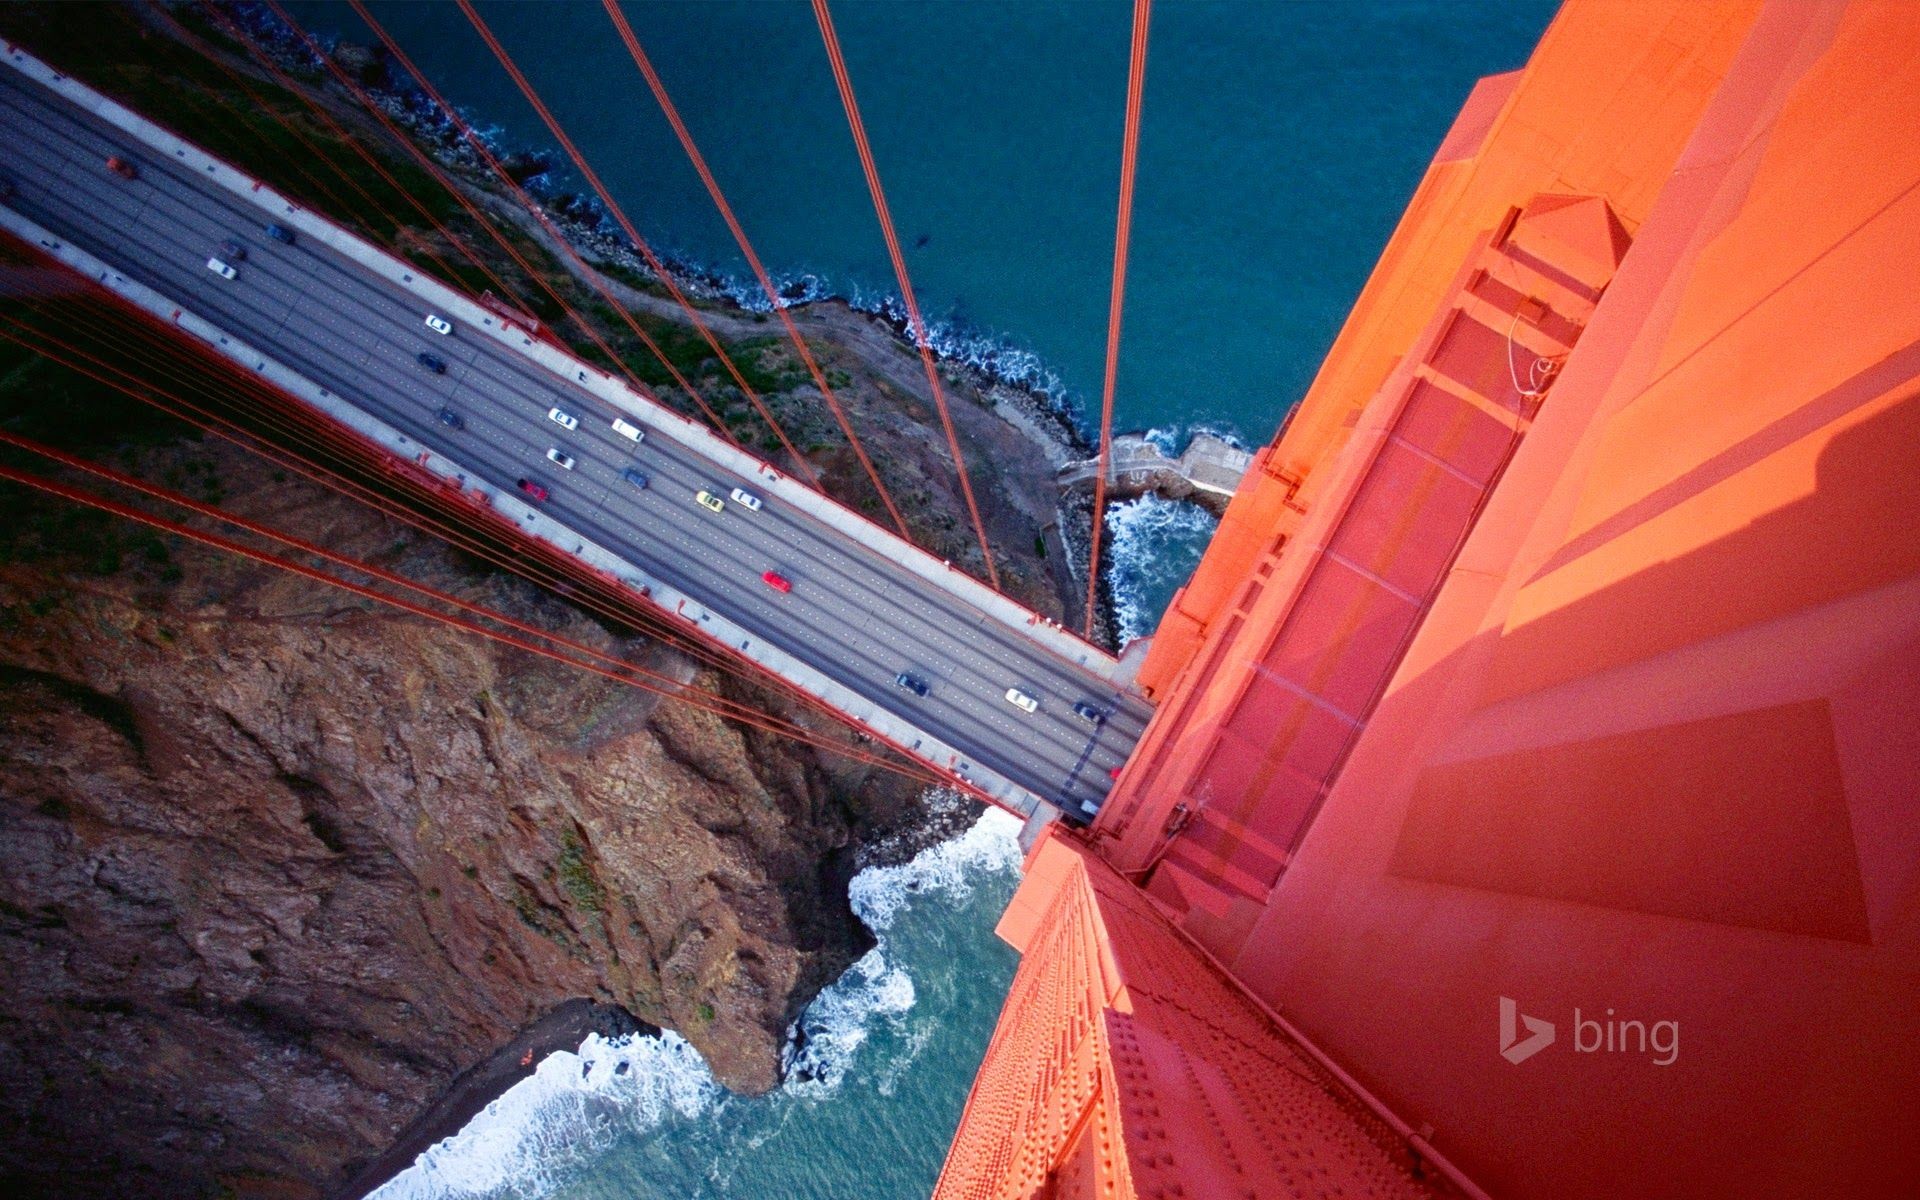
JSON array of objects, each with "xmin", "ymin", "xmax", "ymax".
[
  {"xmin": 370, "ymin": 801, "xmax": 1023, "ymax": 1200},
  {"xmin": 1137, "ymin": 422, "xmax": 1250, "ymax": 455},
  {"xmin": 368, "ymin": 1032, "xmax": 720, "ymax": 1200},
  {"xmin": 1105, "ymin": 494, "xmax": 1222, "ymax": 643}
]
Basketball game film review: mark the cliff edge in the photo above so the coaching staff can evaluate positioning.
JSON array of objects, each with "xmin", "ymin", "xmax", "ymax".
[{"xmin": 0, "ymin": 375, "xmax": 954, "ymax": 1198}]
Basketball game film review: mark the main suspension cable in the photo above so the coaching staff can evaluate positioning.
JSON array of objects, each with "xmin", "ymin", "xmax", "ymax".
[
  {"xmin": 0, "ymin": 427, "xmax": 803, "ymax": 731},
  {"xmin": 0, "ymin": 455, "xmax": 940, "ymax": 780},
  {"xmin": 0, "ymin": 287, "xmax": 790, "ymax": 692},
  {"xmin": 1085, "ymin": 0, "xmax": 1153, "ymax": 638}
]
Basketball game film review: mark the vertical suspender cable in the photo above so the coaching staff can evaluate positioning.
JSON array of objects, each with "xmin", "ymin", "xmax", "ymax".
[
  {"xmin": 597, "ymin": 0, "xmax": 913, "ymax": 545},
  {"xmin": 342, "ymin": 1, "xmax": 799, "ymax": 469},
  {"xmin": 287, "ymin": 0, "xmax": 738, "ymax": 446},
  {"xmin": 138, "ymin": 3, "xmax": 363, "ymax": 233},
  {"xmin": 803, "ymin": 0, "xmax": 1000, "ymax": 591},
  {"xmin": 1085, "ymin": 0, "xmax": 1153, "ymax": 638},
  {"xmin": 0, "ymin": 286, "xmax": 943, "ymax": 781},
  {"xmin": 451, "ymin": 0, "xmax": 856, "ymax": 509},
  {"xmin": 195, "ymin": 4, "xmax": 472, "ymax": 289}
]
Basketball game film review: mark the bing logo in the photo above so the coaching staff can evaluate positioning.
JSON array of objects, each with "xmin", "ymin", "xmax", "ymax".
[{"xmin": 1498, "ymin": 997, "xmax": 1679, "ymax": 1066}]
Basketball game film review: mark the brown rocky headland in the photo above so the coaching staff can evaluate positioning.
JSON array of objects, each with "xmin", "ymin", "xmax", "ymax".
[
  {"xmin": 0, "ymin": 366, "xmax": 996, "ymax": 1197},
  {"xmin": 0, "ymin": 5, "xmax": 1106, "ymax": 1196}
]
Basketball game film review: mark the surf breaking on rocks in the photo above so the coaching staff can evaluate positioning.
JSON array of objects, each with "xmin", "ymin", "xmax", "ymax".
[{"xmin": 371, "ymin": 804, "xmax": 1024, "ymax": 1200}]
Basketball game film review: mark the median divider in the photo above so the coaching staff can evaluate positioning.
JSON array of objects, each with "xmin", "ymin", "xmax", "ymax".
[
  {"xmin": 0, "ymin": 191, "xmax": 1043, "ymax": 819},
  {"xmin": 0, "ymin": 41, "xmax": 1128, "ymax": 692}
]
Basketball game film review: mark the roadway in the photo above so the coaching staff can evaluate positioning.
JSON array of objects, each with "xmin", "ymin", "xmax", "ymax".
[{"xmin": 0, "ymin": 67, "xmax": 1151, "ymax": 817}]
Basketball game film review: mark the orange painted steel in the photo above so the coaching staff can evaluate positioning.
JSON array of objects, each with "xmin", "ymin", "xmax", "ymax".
[
  {"xmin": 947, "ymin": 1, "xmax": 1920, "ymax": 1197},
  {"xmin": 1103, "ymin": 193, "xmax": 1614, "ymax": 934},
  {"xmin": 1084, "ymin": 0, "xmax": 1152, "ymax": 637},
  {"xmin": 806, "ymin": 0, "xmax": 1000, "ymax": 590},
  {"xmin": 935, "ymin": 831, "xmax": 1457, "ymax": 1200}
]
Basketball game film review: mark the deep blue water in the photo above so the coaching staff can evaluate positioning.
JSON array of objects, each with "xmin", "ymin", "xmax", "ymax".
[
  {"xmin": 287, "ymin": 2, "xmax": 1556, "ymax": 1195},
  {"xmin": 296, "ymin": 0, "xmax": 1551, "ymax": 440}
]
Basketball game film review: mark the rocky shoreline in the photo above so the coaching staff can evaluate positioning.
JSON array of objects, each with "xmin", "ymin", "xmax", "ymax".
[
  {"xmin": 0, "ymin": 5, "xmax": 1130, "ymax": 1197},
  {"xmin": 0, "ymin": 372, "xmax": 974, "ymax": 1197},
  {"xmin": 334, "ymin": 1000, "xmax": 653, "ymax": 1200}
]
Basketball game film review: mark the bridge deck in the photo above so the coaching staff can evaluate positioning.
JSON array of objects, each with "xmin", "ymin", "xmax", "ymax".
[{"xmin": 0, "ymin": 42, "xmax": 1150, "ymax": 817}]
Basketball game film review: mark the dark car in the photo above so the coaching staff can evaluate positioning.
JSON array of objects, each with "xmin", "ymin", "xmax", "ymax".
[
  {"xmin": 436, "ymin": 407, "xmax": 463, "ymax": 429},
  {"xmin": 895, "ymin": 673, "xmax": 930, "ymax": 697},
  {"xmin": 220, "ymin": 238, "xmax": 247, "ymax": 263},
  {"xmin": 1073, "ymin": 700, "xmax": 1107, "ymax": 725},
  {"xmin": 105, "ymin": 154, "xmax": 137, "ymax": 180},
  {"xmin": 516, "ymin": 478, "xmax": 548, "ymax": 501},
  {"xmin": 416, "ymin": 352, "xmax": 447, "ymax": 375},
  {"xmin": 264, "ymin": 223, "xmax": 296, "ymax": 245},
  {"xmin": 0, "ymin": 174, "xmax": 15, "ymax": 199},
  {"xmin": 621, "ymin": 467, "xmax": 649, "ymax": 490}
]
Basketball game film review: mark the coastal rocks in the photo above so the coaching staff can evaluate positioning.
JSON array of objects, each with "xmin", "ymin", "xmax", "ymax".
[
  {"xmin": 329, "ymin": 40, "xmax": 389, "ymax": 91},
  {"xmin": 1056, "ymin": 431, "xmax": 1252, "ymax": 517},
  {"xmin": 0, "ymin": 427, "xmax": 936, "ymax": 1200}
]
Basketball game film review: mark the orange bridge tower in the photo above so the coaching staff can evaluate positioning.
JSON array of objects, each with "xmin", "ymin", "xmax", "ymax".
[{"xmin": 938, "ymin": 2, "xmax": 1920, "ymax": 1196}]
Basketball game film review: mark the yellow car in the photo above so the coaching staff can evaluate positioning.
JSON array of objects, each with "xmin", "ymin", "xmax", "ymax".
[{"xmin": 695, "ymin": 490, "xmax": 725, "ymax": 513}]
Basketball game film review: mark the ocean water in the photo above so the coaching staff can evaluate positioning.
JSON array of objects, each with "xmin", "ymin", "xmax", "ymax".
[
  {"xmin": 373, "ymin": 804, "xmax": 1024, "ymax": 1200},
  {"xmin": 274, "ymin": 2, "xmax": 1555, "ymax": 1195},
  {"xmin": 302, "ymin": 0, "xmax": 1552, "ymax": 442}
]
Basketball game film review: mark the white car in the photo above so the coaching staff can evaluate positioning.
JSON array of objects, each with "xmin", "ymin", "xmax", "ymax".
[
  {"xmin": 424, "ymin": 314, "xmax": 453, "ymax": 335},
  {"xmin": 546, "ymin": 448, "xmax": 576, "ymax": 471},
  {"xmin": 1004, "ymin": 687, "xmax": 1040, "ymax": 714},
  {"xmin": 547, "ymin": 407, "xmax": 579, "ymax": 431},
  {"xmin": 729, "ymin": 487, "xmax": 763, "ymax": 512},
  {"xmin": 611, "ymin": 417, "xmax": 645, "ymax": 443},
  {"xmin": 206, "ymin": 257, "xmax": 237, "ymax": 281}
]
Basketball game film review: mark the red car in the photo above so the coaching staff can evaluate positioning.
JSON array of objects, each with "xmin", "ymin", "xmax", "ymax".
[
  {"xmin": 106, "ymin": 155, "xmax": 138, "ymax": 180},
  {"xmin": 516, "ymin": 478, "xmax": 548, "ymax": 501},
  {"xmin": 761, "ymin": 570, "xmax": 792, "ymax": 594}
]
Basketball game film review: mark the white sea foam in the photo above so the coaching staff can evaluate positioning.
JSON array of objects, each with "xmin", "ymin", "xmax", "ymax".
[
  {"xmin": 702, "ymin": 271, "xmax": 1075, "ymax": 409},
  {"xmin": 784, "ymin": 800, "xmax": 1022, "ymax": 1096},
  {"xmin": 847, "ymin": 799, "xmax": 1023, "ymax": 931},
  {"xmin": 368, "ymin": 1031, "xmax": 719, "ymax": 1200},
  {"xmin": 1139, "ymin": 422, "xmax": 1250, "ymax": 455},
  {"xmin": 1106, "ymin": 494, "xmax": 1222, "ymax": 643},
  {"xmin": 371, "ymin": 803, "xmax": 1023, "ymax": 1199}
]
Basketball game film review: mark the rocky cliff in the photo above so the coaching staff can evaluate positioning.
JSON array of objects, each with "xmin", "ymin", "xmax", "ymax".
[{"xmin": 0, "ymin": 376, "xmax": 957, "ymax": 1198}]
